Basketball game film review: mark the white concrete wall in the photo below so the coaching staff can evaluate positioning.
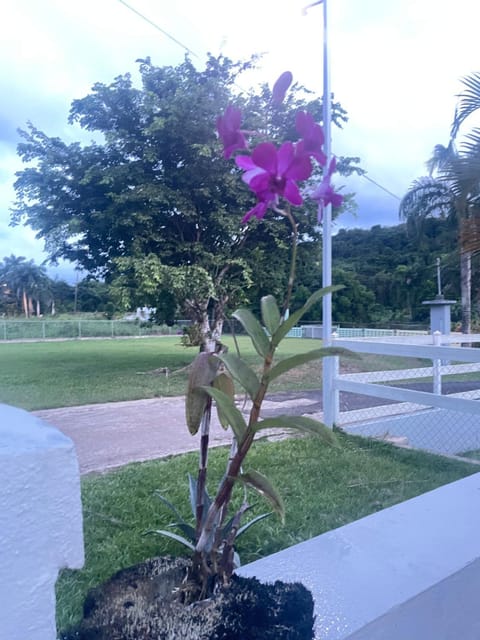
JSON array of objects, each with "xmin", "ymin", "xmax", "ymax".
[
  {"xmin": 240, "ymin": 472, "xmax": 480, "ymax": 640},
  {"xmin": 0, "ymin": 404, "xmax": 84, "ymax": 640}
]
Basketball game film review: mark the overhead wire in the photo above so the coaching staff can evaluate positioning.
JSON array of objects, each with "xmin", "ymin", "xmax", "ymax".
[{"xmin": 116, "ymin": 0, "xmax": 199, "ymax": 58}]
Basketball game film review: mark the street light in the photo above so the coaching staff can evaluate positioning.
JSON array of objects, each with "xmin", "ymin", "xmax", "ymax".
[{"xmin": 304, "ymin": 0, "xmax": 335, "ymax": 425}]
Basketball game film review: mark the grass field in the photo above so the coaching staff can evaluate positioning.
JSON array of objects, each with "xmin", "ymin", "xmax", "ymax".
[
  {"xmin": 56, "ymin": 432, "xmax": 478, "ymax": 632},
  {"xmin": 0, "ymin": 336, "xmax": 428, "ymax": 410}
]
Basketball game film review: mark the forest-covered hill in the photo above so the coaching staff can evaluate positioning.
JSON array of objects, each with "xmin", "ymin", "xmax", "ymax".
[{"xmin": 327, "ymin": 218, "xmax": 473, "ymax": 326}]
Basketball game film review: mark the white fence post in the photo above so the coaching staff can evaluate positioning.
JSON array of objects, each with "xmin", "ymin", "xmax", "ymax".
[
  {"xmin": 432, "ymin": 331, "xmax": 442, "ymax": 395},
  {"xmin": 323, "ymin": 332, "xmax": 340, "ymax": 428},
  {"xmin": 0, "ymin": 404, "xmax": 84, "ymax": 640}
]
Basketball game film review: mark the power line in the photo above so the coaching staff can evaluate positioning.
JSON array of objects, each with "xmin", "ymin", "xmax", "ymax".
[
  {"xmin": 361, "ymin": 174, "xmax": 401, "ymax": 201},
  {"xmin": 116, "ymin": 0, "xmax": 198, "ymax": 58}
]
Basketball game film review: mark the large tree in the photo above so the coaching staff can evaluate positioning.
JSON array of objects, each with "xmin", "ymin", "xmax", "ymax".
[{"xmin": 11, "ymin": 55, "xmax": 356, "ymax": 344}]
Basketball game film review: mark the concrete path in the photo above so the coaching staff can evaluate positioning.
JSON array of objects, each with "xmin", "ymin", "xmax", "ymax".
[
  {"xmin": 35, "ymin": 384, "xmax": 474, "ymax": 475},
  {"xmin": 33, "ymin": 393, "xmax": 324, "ymax": 475}
]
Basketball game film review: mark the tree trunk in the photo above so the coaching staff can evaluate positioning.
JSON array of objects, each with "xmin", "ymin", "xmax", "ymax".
[
  {"xmin": 460, "ymin": 250, "xmax": 471, "ymax": 334},
  {"xmin": 22, "ymin": 289, "xmax": 29, "ymax": 318},
  {"xmin": 36, "ymin": 298, "xmax": 41, "ymax": 316}
]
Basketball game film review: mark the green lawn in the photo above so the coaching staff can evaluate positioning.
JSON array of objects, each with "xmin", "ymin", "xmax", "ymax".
[
  {"xmin": 0, "ymin": 337, "xmax": 428, "ymax": 410},
  {"xmin": 56, "ymin": 431, "xmax": 478, "ymax": 632}
]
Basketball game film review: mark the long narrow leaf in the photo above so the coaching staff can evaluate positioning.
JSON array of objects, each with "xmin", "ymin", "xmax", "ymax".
[
  {"xmin": 168, "ymin": 522, "xmax": 196, "ymax": 542},
  {"xmin": 145, "ymin": 529, "xmax": 195, "ymax": 551},
  {"xmin": 213, "ymin": 372, "xmax": 236, "ymax": 428},
  {"xmin": 201, "ymin": 386, "xmax": 247, "ymax": 442},
  {"xmin": 236, "ymin": 470, "xmax": 285, "ymax": 523},
  {"xmin": 253, "ymin": 415, "xmax": 336, "ymax": 444},
  {"xmin": 266, "ymin": 347, "xmax": 350, "ymax": 382},
  {"xmin": 218, "ymin": 352, "xmax": 260, "ymax": 400},
  {"xmin": 232, "ymin": 308, "xmax": 270, "ymax": 358},
  {"xmin": 154, "ymin": 491, "xmax": 189, "ymax": 525},
  {"xmin": 236, "ymin": 512, "xmax": 272, "ymax": 538},
  {"xmin": 271, "ymin": 285, "xmax": 343, "ymax": 347},
  {"xmin": 261, "ymin": 295, "xmax": 281, "ymax": 335}
]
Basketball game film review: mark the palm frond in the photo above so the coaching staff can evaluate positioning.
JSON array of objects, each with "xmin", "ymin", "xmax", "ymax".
[
  {"xmin": 399, "ymin": 177, "xmax": 452, "ymax": 224},
  {"xmin": 451, "ymin": 72, "xmax": 480, "ymax": 139}
]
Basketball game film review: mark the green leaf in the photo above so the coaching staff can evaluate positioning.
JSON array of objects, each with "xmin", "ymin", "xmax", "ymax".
[
  {"xmin": 253, "ymin": 415, "xmax": 337, "ymax": 444},
  {"xmin": 232, "ymin": 308, "xmax": 270, "ymax": 358},
  {"xmin": 218, "ymin": 352, "xmax": 260, "ymax": 400},
  {"xmin": 271, "ymin": 285, "xmax": 343, "ymax": 347},
  {"xmin": 236, "ymin": 512, "xmax": 272, "ymax": 538},
  {"xmin": 154, "ymin": 491, "xmax": 189, "ymax": 525},
  {"xmin": 266, "ymin": 347, "xmax": 350, "ymax": 382},
  {"xmin": 145, "ymin": 529, "xmax": 195, "ymax": 551},
  {"xmin": 168, "ymin": 522, "xmax": 196, "ymax": 543},
  {"xmin": 213, "ymin": 372, "xmax": 236, "ymax": 429},
  {"xmin": 261, "ymin": 295, "xmax": 281, "ymax": 335},
  {"xmin": 201, "ymin": 386, "xmax": 247, "ymax": 442},
  {"xmin": 185, "ymin": 352, "xmax": 218, "ymax": 435},
  {"xmin": 236, "ymin": 470, "xmax": 285, "ymax": 524}
]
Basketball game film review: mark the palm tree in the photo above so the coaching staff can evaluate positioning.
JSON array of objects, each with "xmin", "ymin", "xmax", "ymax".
[
  {"xmin": 400, "ymin": 71, "xmax": 480, "ymax": 335},
  {"xmin": 399, "ymin": 142, "xmax": 480, "ymax": 333},
  {"xmin": 0, "ymin": 255, "xmax": 50, "ymax": 317}
]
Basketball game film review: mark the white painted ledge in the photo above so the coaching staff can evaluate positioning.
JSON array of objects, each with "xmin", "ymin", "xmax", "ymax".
[
  {"xmin": 0, "ymin": 404, "xmax": 84, "ymax": 640},
  {"xmin": 240, "ymin": 472, "xmax": 480, "ymax": 640}
]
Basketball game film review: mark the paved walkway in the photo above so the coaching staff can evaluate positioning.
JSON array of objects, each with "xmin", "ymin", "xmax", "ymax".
[
  {"xmin": 33, "ymin": 393, "xmax": 325, "ymax": 475},
  {"xmin": 35, "ymin": 384, "xmax": 475, "ymax": 475}
]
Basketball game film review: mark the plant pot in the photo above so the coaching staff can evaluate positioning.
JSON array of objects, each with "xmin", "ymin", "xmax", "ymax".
[{"xmin": 60, "ymin": 556, "xmax": 314, "ymax": 640}]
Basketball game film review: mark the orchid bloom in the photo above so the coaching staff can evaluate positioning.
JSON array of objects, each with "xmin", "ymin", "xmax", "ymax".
[
  {"xmin": 236, "ymin": 141, "xmax": 312, "ymax": 222},
  {"xmin": 295, "ymin": 111, "xmax": 327, "ymax": 165},
  {"xmin": 216, "ymin": 105, "xmax": 247, "ymax": 159},
  {"xmin": 311, "ymin": 157, "xmax": 343, "ymax": 222}
]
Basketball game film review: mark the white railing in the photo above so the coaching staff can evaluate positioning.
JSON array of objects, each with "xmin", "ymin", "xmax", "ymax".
[
  {"xmin": 241, "ymin": 471, "xmax": 480, "ymax": 639},
  {"xmin": 322, "ymin": 333, "xmax": 480, "ymax": 455}
]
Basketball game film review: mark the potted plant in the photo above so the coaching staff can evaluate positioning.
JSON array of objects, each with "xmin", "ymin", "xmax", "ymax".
[{"xmin": 61, "ymin": 71, "xmax": 345, "ymax": 640}]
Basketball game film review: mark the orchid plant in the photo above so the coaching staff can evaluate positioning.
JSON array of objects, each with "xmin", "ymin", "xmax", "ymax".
[{"xmin": 152, "ymin": 72, "xmax": 346, "ymax": 601}]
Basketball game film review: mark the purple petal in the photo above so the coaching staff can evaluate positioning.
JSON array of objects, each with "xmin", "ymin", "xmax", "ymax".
[
  {"xmin": 295, "ymin": 111, "xmax": 315, "ymax": 136},
  {"xmin": 249, "ymin": 173, "xmax": 272, "ymax": 194},
  {"xmin": 242, "ymin": 201, "xmax": 269, "ymax": 223},
  {"xmin": 272, "ymin": 71, "xmax": 293, "ymax": 104},
  {"xmin": 286, "ymin": 153, "xmax": 313, "ymax": 181},
  {"xmin": 277, "ymin": 142, "xmax": 295, "ymax": 176},
  {"xmin": 241, "ymin": 167, "xmax": 265, "ymax": 186},
  {"xmin": 236, "ymin": 155, "xmax": 256, "ymax": 170},
  {"xmin": 252, "ymin": 142, "xmax": 278, "ymax": 173},
  {"xmin": 283, "ymin": 180, "xmax": 303, "ymax": 205}
]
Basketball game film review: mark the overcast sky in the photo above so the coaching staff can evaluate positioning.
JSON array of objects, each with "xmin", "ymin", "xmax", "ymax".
[{"xmin": 1, "ymin": 0, "xmax": 480, "ymax": 281}]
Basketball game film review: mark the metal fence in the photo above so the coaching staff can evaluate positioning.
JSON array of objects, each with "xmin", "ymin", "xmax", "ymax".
[
  {"xmin": 324, "ymin": 333, "xmax": 480, "ymax": 457},
  {"xmin": 0, "ymin": 320, "xmax": 180, "ymax": 341}
]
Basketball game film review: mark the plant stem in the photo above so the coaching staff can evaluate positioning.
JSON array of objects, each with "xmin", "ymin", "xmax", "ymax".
[{"xmin": 274, "ymin": 206, "xmax": 298, "ymax": 319}]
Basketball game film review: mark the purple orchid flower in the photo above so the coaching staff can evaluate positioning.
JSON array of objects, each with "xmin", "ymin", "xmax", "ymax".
[
  {"xmin": 216, "ymin": 105, "xmax": 247, "ymax": 159},
  {"xmin": 295, "ymin": 111, "xmax": 327, "ymax": 165},
  {"xmin": 272, "ymin": 71, "xmax": 293, "ymax": 104},
  {"xmin": 311, "ymin": 157, "xmax": 344, "ymax": 222},
  {"xmin": 236, "ymin": 141, "xmax": 313, "ymax": 222}
]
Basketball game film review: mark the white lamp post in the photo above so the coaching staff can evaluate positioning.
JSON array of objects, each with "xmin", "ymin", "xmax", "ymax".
[{"xmin": 320, "ymin": 0, "xmax": 336, "ymax": 427}]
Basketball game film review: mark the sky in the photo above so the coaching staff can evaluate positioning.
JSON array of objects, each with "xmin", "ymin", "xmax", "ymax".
[{"xmin": 1, "ymin": 0, "xmax": 480, "ymax": 281}]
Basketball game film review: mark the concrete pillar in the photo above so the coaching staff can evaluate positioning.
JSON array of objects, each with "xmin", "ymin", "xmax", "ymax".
[
  {"xmin": 422, "ymin": 295, "xmax": 456, "ymax": 335},
  {"xmin": 0, "ymin": 404, "xmax": 84, "ymax": 640}
]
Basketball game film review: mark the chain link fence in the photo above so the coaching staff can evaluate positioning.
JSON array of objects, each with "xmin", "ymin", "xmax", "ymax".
[
  {"xmin": 329, "ymin": 334, "xmax": 480, "ymax": 457},
  {"xmin": 0, "ymin": 320, "xmax": 181, "ymax": 341}
]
